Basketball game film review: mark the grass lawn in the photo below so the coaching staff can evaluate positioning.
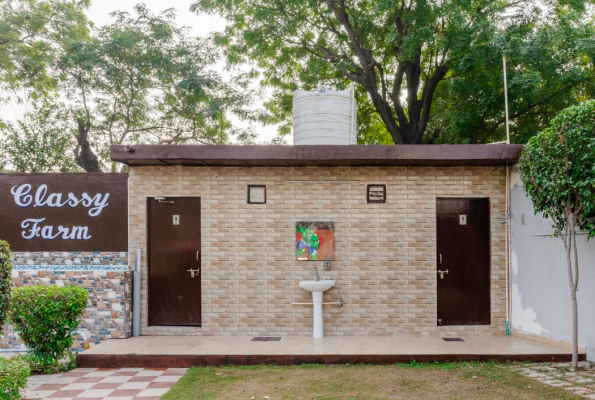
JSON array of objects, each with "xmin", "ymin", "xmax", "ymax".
[{"xmin": 161, "ymin": 362, "xmax": 583, "ymax": 400}]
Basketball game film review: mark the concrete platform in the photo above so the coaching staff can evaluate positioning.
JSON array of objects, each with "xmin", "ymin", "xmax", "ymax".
[{"xmin": 77, "ymin": 335, "xmax": 586, "ymax": 368}]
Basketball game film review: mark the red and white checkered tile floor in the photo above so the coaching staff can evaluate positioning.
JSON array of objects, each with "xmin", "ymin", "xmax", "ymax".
[{"xmin": 24, "ymin": 367, "xmax": 187, "ymax": 399}]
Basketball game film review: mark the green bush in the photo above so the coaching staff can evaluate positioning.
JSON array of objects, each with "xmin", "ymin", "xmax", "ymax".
[
  {"xmin": 10, "ymin": 285, "xmax": 88, "ymax": 369},
  {"xmin": 0, "ymin": 240, "xmax": 12, "ymax": 333},
  {"xmin": 0, "ymin": 356, "xmax": 30, "ymax": 399}
]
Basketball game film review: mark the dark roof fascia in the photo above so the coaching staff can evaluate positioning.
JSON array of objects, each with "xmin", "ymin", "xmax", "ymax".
[{"xmin": 111, "ymin": 144, "xmax": 523, "ymax": 167}]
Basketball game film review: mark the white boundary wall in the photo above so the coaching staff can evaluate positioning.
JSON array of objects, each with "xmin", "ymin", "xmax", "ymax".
[{"xmin": 510, "ymin": 165, "xmax": 595, "ymax": 360}]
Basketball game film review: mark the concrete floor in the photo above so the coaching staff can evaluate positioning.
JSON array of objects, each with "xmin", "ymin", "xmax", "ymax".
[{"xmin": 82, "ymin": 335, "xmax": 579, "ymax": 357}]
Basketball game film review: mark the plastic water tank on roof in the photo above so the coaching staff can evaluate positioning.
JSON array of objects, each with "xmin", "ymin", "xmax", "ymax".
[{"xmin": 293, "ymin": 86, "xmax": 357, "ymax": 145}]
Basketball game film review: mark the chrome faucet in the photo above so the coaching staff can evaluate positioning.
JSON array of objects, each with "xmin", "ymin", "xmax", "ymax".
[{"xmin": 310, "ymin": 266, "xmax": 320, "ymax": 281}]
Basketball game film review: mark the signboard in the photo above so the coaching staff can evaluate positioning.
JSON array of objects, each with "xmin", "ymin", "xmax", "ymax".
[{"xmin": 0, "ymin": 173, "xmax": 128, "ymax": 251}]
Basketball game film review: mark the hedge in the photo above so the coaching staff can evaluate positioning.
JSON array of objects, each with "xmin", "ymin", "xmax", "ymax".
[
  {"xmin": 0, "ymin": 240, "xmax": 12, "ymax": 333},
  {"xmin": 0, "ymin": 356, "xmax": 30, "ymax": 399},
  {"xmin": 10, "ymin": 285, "xmax": 89, "ymax": 369}
]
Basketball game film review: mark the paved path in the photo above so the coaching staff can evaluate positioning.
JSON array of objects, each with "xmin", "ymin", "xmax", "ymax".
[
  {"xmin": 24, "ymin": 367, "xmax": 186, "ymax": 399},
  {"xmin": 514, "ymin": 362, "xmax": 595, "ymax": 398}
]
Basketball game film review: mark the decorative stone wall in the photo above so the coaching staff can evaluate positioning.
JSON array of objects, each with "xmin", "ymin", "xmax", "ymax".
[
  {"xmin": 1, "ymin": 252, "xmax": 131, "ymax": 350},
  {"xmin": 129, "ymin": 165, "xmax": 507, "ymax": 337}
]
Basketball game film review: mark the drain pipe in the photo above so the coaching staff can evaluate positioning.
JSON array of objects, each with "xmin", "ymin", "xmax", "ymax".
[
  {"xmin": 503, "ymin": 53, "xmax": 511, "ymax": 336},
  {"xmin": 505, "ymin": 165, "xmax": 511, "ymax": 335},
  {"xmin": 132, "ymin": 248, "xmax": 141, "ymax": 337}
]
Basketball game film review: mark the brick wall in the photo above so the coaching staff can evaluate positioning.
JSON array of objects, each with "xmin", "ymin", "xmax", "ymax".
[
  {"xmin": 129, "ymin": 165, "xmax": 506, "ymax": 337},
  {"xmin": 1, "ymin": 253, "xmax": 131, "ymax": 350}
]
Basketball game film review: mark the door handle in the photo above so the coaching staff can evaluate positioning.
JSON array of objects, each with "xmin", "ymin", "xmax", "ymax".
[
  {"xmin": 437, "ymin": 270, "xmax": 449, "ymax": 279},
  {"xmin": 439, "ymin": 254, "xmax": 442, "ymax": 264},
  {"xmin": 196, "ymin": 250, "xmax": 200, "ymax": 261},
  {"xmin": 187, "ymin": 268, "xmax": 200, "ymax": 278}
]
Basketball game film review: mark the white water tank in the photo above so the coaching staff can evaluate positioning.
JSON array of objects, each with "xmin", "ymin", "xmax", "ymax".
[{"xmin": 293, "ymin": 86, "xmax": 357, "ymax": 145}]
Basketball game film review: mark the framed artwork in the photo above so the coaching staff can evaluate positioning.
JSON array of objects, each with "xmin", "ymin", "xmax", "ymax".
[{"xmin": 296, "ymin": 221, "xmax": 335, "ymax": 261}]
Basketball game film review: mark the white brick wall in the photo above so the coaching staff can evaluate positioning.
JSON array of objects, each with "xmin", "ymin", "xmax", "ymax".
[{"xmin": 129, "ymin": 165, "xmax": 506, "ymax": 337}]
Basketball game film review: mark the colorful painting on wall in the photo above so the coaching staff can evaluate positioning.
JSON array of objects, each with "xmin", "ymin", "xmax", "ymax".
[{"xmin": 296, "ymin": 221, "xmax": 335, "ymax": 261}]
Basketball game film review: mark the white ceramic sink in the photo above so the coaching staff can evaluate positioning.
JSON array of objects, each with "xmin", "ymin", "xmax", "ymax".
[
  {"xmin": 299, "ymin": 279, "xmax": 336, "ymax": 338},
  {"xmin": 299, "ymin": 279, "xmax": 336, "ymax": 293}
]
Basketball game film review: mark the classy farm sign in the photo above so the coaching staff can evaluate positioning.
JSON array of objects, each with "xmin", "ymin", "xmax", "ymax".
[{"xmin": 0, "ymin": 174, "xmax": 127, "ymax": 251}]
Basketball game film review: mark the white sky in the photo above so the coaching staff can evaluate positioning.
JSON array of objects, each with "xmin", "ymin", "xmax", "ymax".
[{"xmin": 1, "ymin": 0, "xmax": 280, "ymax": 143}]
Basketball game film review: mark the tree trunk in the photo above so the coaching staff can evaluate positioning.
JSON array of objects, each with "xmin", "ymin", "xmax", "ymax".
[
  {"xmin": 571, "ymin": 277, "xmax": 579, "ymax": 368},
  {"xmin": 74, "ymin": 120, "xmax": 102, "ymax": 172},
  {"xmin": 563, "ymin": 212, "xmax": 579, "ymax": 369}
]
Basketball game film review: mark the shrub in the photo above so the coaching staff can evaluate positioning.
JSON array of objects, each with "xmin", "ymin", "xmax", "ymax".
[
  {"xmin": 10, "ymin": 285, "xmax": 89, "ymax": 369},
  {"xmin": 0, "ymin": 356, "xmax": 30, "ymax": 400},
  {"xmin": 520, "ymin": 99, "xmax": 595, "ymax": 369},
  {"xmin": 0, "ymin": 240, "xmax": 12, "ymax": 333}
]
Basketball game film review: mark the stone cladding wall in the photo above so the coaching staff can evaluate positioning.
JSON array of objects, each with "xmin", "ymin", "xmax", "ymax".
[{"xmin": 1, "ymin": 252, "xmax": 131, "ymax": 350}]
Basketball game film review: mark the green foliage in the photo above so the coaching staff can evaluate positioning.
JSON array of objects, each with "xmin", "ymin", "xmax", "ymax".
[
  {"xmin": 0, "ymin": 356, "xmax": 30, "ymax": 400},
  {"xmin": 2, "ymin": 3, "xmax": 258, "ymax": 172},
  {"xmin": 0, "ymin": 0, "xmax": 90, "ymax": 100},
  {"xmin": 520, "ymin": 100, "xmax": 595, "ymax": 239},
  {"xmin": 0, "ymin": 102, "xmax": 79, "ymax": 172},
  {"xmin": 0, "ymin": 240, "xmax": 12, "ymax": 334},
  {"xmin": 57, "ymin": 4, "xmax": 258, "ymax": 171},
  {"xmin": 192, "ymin": 0, "xmax": 595, "ymax": 144},
  {"xmin": 431, "ymin": 5, "xmax": 595, "ymax": 144},
  {"xmin": 9, "ymin": 285, "xmax": 89, "ymax": 369}
]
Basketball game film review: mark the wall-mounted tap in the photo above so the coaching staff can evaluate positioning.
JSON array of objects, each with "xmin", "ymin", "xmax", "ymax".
[{"xmin": 310, "ymin": 266, "xmax": 320, "ymax": 281}]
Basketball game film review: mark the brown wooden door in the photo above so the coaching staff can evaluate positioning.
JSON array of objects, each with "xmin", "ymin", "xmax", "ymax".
[
  {"xmin": 148, "ymin": 197, "xmax": 201, "ymax": 326},
  {"xmin": 436, "ymin": 198, "xmax": 490, "ymax": 326}
]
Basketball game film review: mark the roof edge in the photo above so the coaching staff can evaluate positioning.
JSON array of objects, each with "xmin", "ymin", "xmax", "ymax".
[{"xmin": 111, "ymin": 144, "xmax": 524, "ymax": 167}]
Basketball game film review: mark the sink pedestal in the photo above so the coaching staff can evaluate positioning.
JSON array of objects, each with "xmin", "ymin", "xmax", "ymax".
[
  {"xmin": 299, "ymin": 280, "xmax": 335, "ymax": 339},
  {"xmin": 311, "ymin": 291, "xmax": 324, "ymax": 338}
]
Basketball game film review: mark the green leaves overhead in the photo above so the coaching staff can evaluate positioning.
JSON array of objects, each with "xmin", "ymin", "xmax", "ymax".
[
  {"xmin": 0, "ymin": 0, "xmax": 90, "ymax": 99},
  {"xmin": 62, "ymin": 4, "xmax": 260, "ymax": 171},
  {"xmin": 431, "ymin": 4, "xmax": 595, "ymax": 144},
  {"xmin": 2, "ymin": 2, "xmax": 260, "ymax": 172},
  {"xmin": 192, "ymin": 0, "xmax": 595, "ymax": 144},
  {"xmin": 0, "ymin": 102, "xmax": 79, "ymax": 172}
]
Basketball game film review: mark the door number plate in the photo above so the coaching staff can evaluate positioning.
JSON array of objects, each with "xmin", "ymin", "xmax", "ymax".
[{"xmin": 173, "ymin": 215, "xmax": 180, "ymax": 225}]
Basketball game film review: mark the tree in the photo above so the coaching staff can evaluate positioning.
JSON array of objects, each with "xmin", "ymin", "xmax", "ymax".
[
  {"xmin": 55, "ymin": 4, "xmax": 257, "ymax": 172},
  {"xmin": 0, "ymin": 102, "xmax": 78, "ymax": 172},
  {"xmin": 192, "ymin": 0, "xmax": 595, "ymax": 144},
  {"xmin": 429, "ymin": 5, "xmax": 595, "ymax": 144},
  {"xmin": 519, "ymin": 100, "xmax": 595, "ymax": 369},
  {"xmin": 0, "ymin": 0, "xmax": 90, "ymax": 100}
]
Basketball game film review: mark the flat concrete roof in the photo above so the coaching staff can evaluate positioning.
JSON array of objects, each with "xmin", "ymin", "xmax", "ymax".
[{"xmin": 111, "ymin": 144, "xmax": 523, "ymax": 167}]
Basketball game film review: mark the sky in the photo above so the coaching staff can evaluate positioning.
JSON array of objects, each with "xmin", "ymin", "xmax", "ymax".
[{"xmin": 0, "ymin": 0, "xmax": 280, "ymax": 143}]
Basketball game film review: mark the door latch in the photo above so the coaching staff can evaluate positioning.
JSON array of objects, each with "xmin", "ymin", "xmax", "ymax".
[
  {"xmin": 187, "ymin": 268, "xmax": 200, "ymax": 278},
  {"xmin": 437, "ymin": 269, "xmax": 449, "ymax": 279}
]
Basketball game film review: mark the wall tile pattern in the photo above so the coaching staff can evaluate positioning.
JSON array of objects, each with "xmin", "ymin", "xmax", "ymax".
[
  {"xmin": 129, "ymin": 165, "xmax": 507, "ymax": 337},
  {"xmin": 12, "ymin": 251, "xmax": 128, "ymax": 267}
]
